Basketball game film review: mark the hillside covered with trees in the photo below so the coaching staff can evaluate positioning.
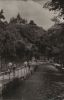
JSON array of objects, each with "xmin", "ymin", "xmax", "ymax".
[
  {"xmin": 0, "ymin": 7, "xmax": 64, "ymax": 68},
  {"xmin": 37, "ymin": 22, "xmax": 64, "ymax": 66},
  {"xmin": 0, "ymin": 10, "xmax": 46, "ymax": 65}
]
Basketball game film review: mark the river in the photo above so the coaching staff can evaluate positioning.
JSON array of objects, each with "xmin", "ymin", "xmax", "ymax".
[{"xmin": 1, "ymin": 63, "xmax": 64, "ymax": 100}]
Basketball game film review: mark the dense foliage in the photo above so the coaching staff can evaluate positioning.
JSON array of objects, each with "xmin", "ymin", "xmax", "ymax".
[
  {"xmin": 0, "ymin": 8, "xmax": 64, "ymax": 67},
  {"xmin": 44, "ymin": 0, "xmax": 64, "ymax": 16},
  {"xmin": 0, "ymin": 10, "xmax": 46, "ymax": 64},
  {"xmin": 35, "ymin": 22, "xmax": 64, "ymax": 65},
  {"xmin": 47, "ymin": 23, "xmax": 64, "ymax": 64}
]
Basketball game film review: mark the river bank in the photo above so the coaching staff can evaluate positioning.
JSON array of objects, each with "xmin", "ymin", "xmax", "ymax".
[
  {"xmin": 0, "ymin": 61, "xmax": 38, "ymax": 96},
  {"xmin": 1, "ymin": 63, "xmax": 64, "ymax": 100}
]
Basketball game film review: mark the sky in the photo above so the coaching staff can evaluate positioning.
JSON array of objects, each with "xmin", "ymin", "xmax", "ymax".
[{"xmin": 0, "ymin": 0, "xmax": 56, "ymax": 30}]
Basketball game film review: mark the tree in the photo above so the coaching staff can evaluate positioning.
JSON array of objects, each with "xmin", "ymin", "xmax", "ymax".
[
  {"xmin": 0, "ymin": 9, "xmax": 5, "ymax": 21},
  {"xmin": 31, "ymin": 44, "xmax": 39, "ymax": 58},
  {"xmin": 51, "ymin": 16, "xmax": 60, "ymax": 24},
  {"xmin": 10, "ymin": 13, "xmax": 27, "ymax": 24},
  {"xmin": 10, "ymin": 17, "xmax": 17, "ymax": 24},
  {"xmin": 29, "ymin": 20, "xmax": 36, "ymax": 25},
  {"xmin": 44, "ymin": 0, "xmax": 64, "ymax": 17},
  {"xmin": 15, "ymin": 40, "xmax": 25, "ymax": 59}
]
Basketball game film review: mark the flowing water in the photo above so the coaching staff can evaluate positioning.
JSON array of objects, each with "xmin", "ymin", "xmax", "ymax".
[{"xmin": 1, "ymin": 64, "xmax": 64, "ymax": 100}]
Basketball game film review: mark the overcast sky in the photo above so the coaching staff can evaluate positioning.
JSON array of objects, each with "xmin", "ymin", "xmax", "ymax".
[{"xmin": 0, "ymin": 0, "xmax": 56, "ymax": 30}]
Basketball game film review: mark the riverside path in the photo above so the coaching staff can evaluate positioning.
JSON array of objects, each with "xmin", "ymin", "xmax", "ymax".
[
  {"xmin": 1, "ymin": 63, "xmax": 64, "ymax": 100},
  {"xmin": 0, "ymin": 61, "xmax": 38, "ymax": 95}
]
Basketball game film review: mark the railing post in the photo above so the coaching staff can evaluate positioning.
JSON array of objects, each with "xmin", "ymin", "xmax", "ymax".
[
  {"xmin": 12, "ymin": 71, "xmax": 14, "ymax": 79},
  {"xmin": 13, "ymin": 70, "xmax": 15, "ymax": 78},
  {"xmin": 26, "ymin": 66, "xmax": 28, "ymax": 74},
  {"xmin": 2, "ymin": 73, "xmax": 4, "ymax": 90},
  {"xmin": 2, "ymin": 73, "xmax": 4, "ymax": 81},
  {"xmin": 24, "ymin": 67, "xmax": 25, "ymax": 76},
  {"xmin": 18, "ymin": 69, "xmax": 19, "ymax": 78},
  {"xmin": 8, "ymin": 69, "xmax": 10, "ymax": 80},
  {"xmin": 9, "ymin": 71, "xmax": 10, "ymax": 80},
  {"xmin": 21, "ymin": 68, "xmax": 22, "ymax": 78}
]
